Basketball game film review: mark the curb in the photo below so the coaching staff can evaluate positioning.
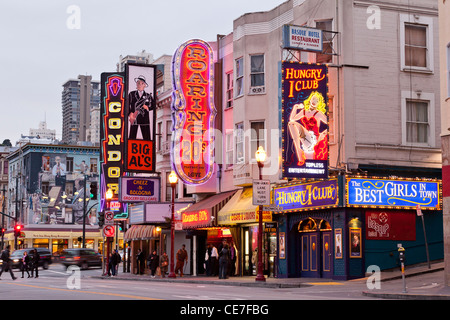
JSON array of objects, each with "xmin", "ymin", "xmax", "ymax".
[
  {"xmin": 93, "ymin": 276, "xmax": 306, "ymax": 288},
  {"xmin": 362, "ymin": 291, "xmax": 450, "ymax": 300}
]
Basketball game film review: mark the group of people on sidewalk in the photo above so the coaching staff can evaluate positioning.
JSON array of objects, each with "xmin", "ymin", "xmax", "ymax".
[
  {"xmin": 0, "ymin": 245, "xmax": 40, "ymax": 280},
  {"xmin": 135, "ymin": 244, "xmax": 187, "ymax": 278},
  {"xmin": 204, "ymin": 239, "xmax": 237, "ymax": 279}
]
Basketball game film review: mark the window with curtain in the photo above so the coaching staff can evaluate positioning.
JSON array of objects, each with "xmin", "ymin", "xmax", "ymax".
[
  {"xmin": 226, "ymin": 72, "xmax": 234, "ymax": 108},
  {"xmin": 235, "ymin": 123, "xmax": 244, "ymax": 164},
  {"xmin": 250, "ymin": 55, "xmax": 265, "ymax": 87},
  {"xmin": 404, "ymin": 24, "xmax": 427, "ymax": 68},
  {"xmin": 235, "ymin": 58, "xmax": 244, "ymax": 97},
  {"xmin": 406, "ymin": 100, "xmax": 428, "ymax": 144},
  {"xmin": 250, "ymin": 121, "xmax": 265, "ymax": 160},
  {"xmin": 226, "ymin": 131, "xmax": 234, "ymax": 169}
]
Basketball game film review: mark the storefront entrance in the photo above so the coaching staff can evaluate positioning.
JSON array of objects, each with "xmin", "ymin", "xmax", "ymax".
[{"xmin": 298, "ymin": 218, "xmax": 332, "ymax": 278}]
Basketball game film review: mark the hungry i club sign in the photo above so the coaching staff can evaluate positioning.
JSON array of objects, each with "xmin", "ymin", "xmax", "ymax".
[{"xmin": 171, "ymin": 39, "xmax": 216, "ymax": 185}]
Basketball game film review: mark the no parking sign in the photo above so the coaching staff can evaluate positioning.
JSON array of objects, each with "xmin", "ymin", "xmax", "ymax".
[{"xmin": 103, "ymin": 225, "xmax": 115, "ymax": 238}]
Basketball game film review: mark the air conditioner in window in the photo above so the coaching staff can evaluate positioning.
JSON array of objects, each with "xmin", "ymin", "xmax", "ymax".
[{"xmin": 249, "ymin": 86, "xmax": 265, "ymax": 95}]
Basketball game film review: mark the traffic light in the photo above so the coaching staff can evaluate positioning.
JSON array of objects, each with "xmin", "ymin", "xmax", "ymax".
[
  {"xmin": 98, "ymin": 212, "xmax": 104, "ymax": 228},
  {"xmin": 14, "ymin": 224, "xmax": 23, "ymax": 237},
  {"xmin": 118, "ymin": 221, "xmax": 127, "ymax": 232},
  {"xmin": 0, "ymin": 228, "xmax": 5, "ymax": 237},
  {"xmin": 89, "ymin": 182, "xmax": 98, "ymax": 200}
]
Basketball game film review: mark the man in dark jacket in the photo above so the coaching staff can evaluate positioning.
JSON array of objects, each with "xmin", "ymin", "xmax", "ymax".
[
  {"xmin": 0, "ymin": 245, "xmax": 17, "ymax": 280},
  {"xmin": 31, "ymin": 249, "xmax": 40, "ymax": 278}
]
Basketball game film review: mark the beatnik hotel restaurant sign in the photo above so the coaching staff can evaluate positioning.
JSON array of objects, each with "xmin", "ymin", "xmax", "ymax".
[
  {"xmin": 171, "ymin": 39, "xmax": 216, "ymax": 185},
  {"xmin": 100, "ymin": 73, "xmax": 126, "ymax": 214},
  {"xmin": 282, "ymin": 61, "xmax": 329, "ymax": 179},
  {"xmin": 346, "ymin": 177, "xmax": 441, "ymax": 210}
]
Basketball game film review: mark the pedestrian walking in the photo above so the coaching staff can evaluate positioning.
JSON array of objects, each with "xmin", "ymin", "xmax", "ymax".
[
  {"xmin": 147, "ymin": 250, "xmax": 159, "ymax": 278},
  {"xmin": 175, "ymin": 244, "xmax": 188, "ymax": 277},
  {"xmin": 160, "ymin": 252, "xmax": 168, "ymax": 278},
  {"xmin": 0, "ymin": 245, "xmax": 17, "ymax": 280},
  {"xmin": 108, "ymin": 250, "xmax": 120, "ymax": 277},
  {"xmin": 210, "ymin": 244, "xmax": 218, "ymax": 276},
  {"xmin": 30, "ymin": 248, "xmax": 40, "ymax": 278},
  {"xmin": 21, "ymin": 251, "xmax": 31, "ymax": 278},
  {"xmin": 219, "ymin": 243, "xmax": 230, "ymax": 279},
  {"xmin": 136, "ymin": 249, "xmax": 144, "ymax": 275}
]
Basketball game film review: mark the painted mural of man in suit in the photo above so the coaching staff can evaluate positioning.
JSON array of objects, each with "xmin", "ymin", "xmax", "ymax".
[{"xmin": 128, "ymin": 75, "xmax": 154, "ymax": 141}]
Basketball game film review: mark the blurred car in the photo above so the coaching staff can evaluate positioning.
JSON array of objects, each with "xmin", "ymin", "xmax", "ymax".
[
  {"xmin": 6, "ymin": 248, "xmax": 52, "ymax": 270},
  {"xmin": 59, "ymin": 248, "xmax": 102, "ymax": 270}
]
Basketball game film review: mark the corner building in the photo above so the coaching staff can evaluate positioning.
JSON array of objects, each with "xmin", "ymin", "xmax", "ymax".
[{"xmin": 201, "ymin": 0, "xmax": 443, "ymax": 280}]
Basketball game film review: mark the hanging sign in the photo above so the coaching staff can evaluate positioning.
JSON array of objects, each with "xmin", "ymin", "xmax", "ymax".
[{"xmin": 171, "ymin": 39, "xmax": 216, "ymax": 185}]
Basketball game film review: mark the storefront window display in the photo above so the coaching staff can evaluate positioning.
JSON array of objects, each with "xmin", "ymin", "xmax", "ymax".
[
  {"xmin": 33, "ymin": 239, "xmax": 49, "ymax": 249},
  {"xmin": 52, "ymin": 239, "xmax": 68, "ymax": 256}
]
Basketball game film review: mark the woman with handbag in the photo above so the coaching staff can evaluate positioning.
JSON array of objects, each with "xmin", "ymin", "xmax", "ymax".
[{"xmin": 160, "ymin": 252, "xmax": 169, "ymax": 278}]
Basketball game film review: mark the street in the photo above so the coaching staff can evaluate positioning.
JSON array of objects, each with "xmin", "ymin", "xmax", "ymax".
[{"xmin": 0, "ymin": 263, "xmax": 380, "ymax": 301}]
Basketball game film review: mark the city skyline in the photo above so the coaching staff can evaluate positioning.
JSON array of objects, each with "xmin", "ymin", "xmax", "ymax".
[{"xmin": 0, "ymin": 0, "xmax": 284, "ymax": 144}]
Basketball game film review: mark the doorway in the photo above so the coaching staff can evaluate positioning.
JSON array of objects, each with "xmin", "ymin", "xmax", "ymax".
[{"xmin": 298, "ymin": 218, "xmax": 332, "ymax": 278}]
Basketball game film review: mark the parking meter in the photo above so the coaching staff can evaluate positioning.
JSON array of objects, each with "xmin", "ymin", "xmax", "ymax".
[{"xmin": 398, "ymin": 247, "xmax": 406, "ymax": 263}]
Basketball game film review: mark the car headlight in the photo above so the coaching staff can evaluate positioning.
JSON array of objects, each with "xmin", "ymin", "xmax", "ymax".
[{"xmin": 13, "ymin": 259, "xmax": 19, "ymax": 263}]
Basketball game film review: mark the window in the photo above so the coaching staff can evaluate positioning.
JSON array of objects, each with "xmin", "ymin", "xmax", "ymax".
[
  {"xmin": 3, "ymin": 160, "xmax": 8, "ymax": 175},
  {"xmin": 250, "ymin": 121, "xmax": 265, "ymax": 160},
  {"xmin": 316, "ymin": 20, "xmax": 333, "ymax": 64},
  {"xmin": 235, "ymin": 58, "xmax": 244, "ymax": 97},
  {"xmin": 226, "ymin": 131, "xmax": 234, "ymax": 169},
  {"xmin": 447, "ymin": 44, "xmax": 450, "ymax": 98},
  {"xmin": 250, "ymin": 55, "xmax": 265, "ymax": 87},
  {"xmin": 405, "ymin": 24, "xmax": 427, "ymax": 68},
  {"xmin": 66, "ymin": 157, "xmax": 74, "ymax": 173},
  {"xmin": 157, "ymin": 122, "xmax": 162, "ymax": 151},
  {"xmin": 226, "ymin": 72, "xmax": 234, "ymax": 108},
  {"xmin": 400, "ymin": 15, "xmax": 434, "ymax": 72},
  {"xmin": 90, "ymin": 158, "xmax": 98, "ymax": 173},
  {"xmin": 166, "ymin": 120, "xmax": 172, "ymax": 142},
  {"xmin": 235, "ymin": 123, "xmax": 244, "ymax": 164},
  {"xmin": 406, "ymin": 100, "xmax": 428, "ymax": 144},
  {"xmin": 401, "ymin": 91, "xmax": 435, "ymax": 147}
]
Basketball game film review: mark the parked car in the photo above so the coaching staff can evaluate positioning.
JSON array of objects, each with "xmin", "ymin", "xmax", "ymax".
[
  {"xmin": 59, "ymin": 248, "xmax": 102, "ymax": 270},
  {"xmin": 6, "ymin": 248, "xmax": 52, "ymax": 270}
]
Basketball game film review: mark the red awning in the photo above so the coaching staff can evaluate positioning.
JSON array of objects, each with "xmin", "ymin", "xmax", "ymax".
[{"xmin": 181, "ymin": 190, "xmax": 237, "ymax": 229}]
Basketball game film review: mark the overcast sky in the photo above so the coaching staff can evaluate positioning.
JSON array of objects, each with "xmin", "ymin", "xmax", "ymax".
[{"xmin": 0, "ymin": 0, "xmax": 284, "ymax": 144}]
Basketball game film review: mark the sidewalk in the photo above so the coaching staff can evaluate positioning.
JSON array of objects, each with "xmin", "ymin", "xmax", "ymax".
[{"xmin": 96, "ymin": 261, "xmax": 450, "ymax": 299}]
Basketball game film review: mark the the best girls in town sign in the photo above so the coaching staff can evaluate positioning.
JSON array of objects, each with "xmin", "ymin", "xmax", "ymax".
[{"xmin": 171, "ymin": 39, "xmax": 216, "ymax": 185}]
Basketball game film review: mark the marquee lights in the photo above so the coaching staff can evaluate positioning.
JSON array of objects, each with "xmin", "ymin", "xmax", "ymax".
[
  {"xmin": 100, "ymin": 73, "xmax": 125, "ymax": 212},
  {"xmin": 281, "ymin": 61, "xmax": 329, "ymax": 180},
  {"xmin": 171, "ymin": 39, "xmax": 216, "ymax": 185}
]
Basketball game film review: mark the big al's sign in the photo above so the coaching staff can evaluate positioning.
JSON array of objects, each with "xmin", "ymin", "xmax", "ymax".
[
  {"xmin": 100, "ymin": 73, "xmax": 126, "ymax": 213},
  {"xmin": 281, "ymin": 61, "xmax": 329, "ymax": 179},
  {"xmin": 171, "ymin": 39, "xmax": 216, "ymax": 185}
]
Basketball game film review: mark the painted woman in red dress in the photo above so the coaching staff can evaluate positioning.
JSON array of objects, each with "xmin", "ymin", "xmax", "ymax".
[{"xmin": 288, "ymin": 91, "xmax": 328, "ymax": 165}]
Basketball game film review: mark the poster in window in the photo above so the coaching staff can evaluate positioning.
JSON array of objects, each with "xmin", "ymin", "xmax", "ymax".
[
  {"xmin": 335, "ymin": 228, "xmax": 343, "ymax": 259},
  {"xmin": 350, "ymin": 228, "xmax": 362, "ymax": 258}
]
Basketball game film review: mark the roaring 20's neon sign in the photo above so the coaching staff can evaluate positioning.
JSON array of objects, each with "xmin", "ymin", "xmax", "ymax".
[{"xmin": 171, "ymin": 39, "xmax": 216, "ymax": 185}]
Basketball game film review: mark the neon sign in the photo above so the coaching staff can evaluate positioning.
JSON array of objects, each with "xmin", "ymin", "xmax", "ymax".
[
  {"xmin": 100, "ymin": 73, "xmax": 125, "ymax": 213},
  {"xmin": 282, "ymin": 61, "xmax": 329, "ymax": 179},
  {"xmin": 171, "ymin": 39, "xmax": 216, "ymax": 185}
]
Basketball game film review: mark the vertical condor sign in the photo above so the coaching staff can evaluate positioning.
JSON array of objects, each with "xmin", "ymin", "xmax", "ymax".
[
  {"xmin": 100, "ymin": 73, "xmax": 125, "ymax": 213},
  {"xmin": 171, "ymin": 39, "xmax": 216, "ymax": 185}
]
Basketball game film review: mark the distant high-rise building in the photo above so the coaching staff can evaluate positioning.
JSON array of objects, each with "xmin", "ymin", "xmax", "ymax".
[
  {"xmin": 117, "ymin": 50, "xmax": 154, "ymax": 72},
  {"xmin": 29, "ymin": 120, "xmax": 56, "ymax": 140},
  {"xmin": 61, "ymin": 75, "xmax": 100, "ymax": 144}
]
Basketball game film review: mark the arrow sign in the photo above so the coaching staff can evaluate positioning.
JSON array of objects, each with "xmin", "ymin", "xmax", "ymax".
[
  {"xmin": 105, "ymin": 211, "xmax": 114, "ymax": 225},
  {"xmin": 103, "ymin": 225, "xmax": 115, "ymax": 238}
]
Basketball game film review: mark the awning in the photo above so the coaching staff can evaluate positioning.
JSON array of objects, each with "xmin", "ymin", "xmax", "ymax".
[
  {"xmin": 124, "ymin": 225, "xmax": 158, "ymax": 241},
  {"xmin": 218, "ymin": 187, "xmax": 272, "ymax": 226},
  {"xmin": 182, "ymin": 190, "xmax": 237, "ymax": 229}
]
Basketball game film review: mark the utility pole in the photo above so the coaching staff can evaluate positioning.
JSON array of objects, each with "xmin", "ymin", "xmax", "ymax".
[{"xmin": 1, "ymin": 186, "xmax": 5, "ymax": 250}]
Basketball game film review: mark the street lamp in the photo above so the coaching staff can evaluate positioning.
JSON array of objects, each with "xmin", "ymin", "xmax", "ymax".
[
  {"xmin": 255, "ymin": 146, "xmax": 266, "ymax": 282},
  {"xmin": 104, "ymin": 188, "xmax": 113, "ymax": 276},
  {"xmin": 168, "ymin": 171, "xmax": 178, "ymax": 278}
]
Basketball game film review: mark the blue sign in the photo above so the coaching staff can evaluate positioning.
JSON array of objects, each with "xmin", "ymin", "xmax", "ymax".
[
  {"xmin": 347, "ymin": 178, "xmax": 441, "ymax": 209},
  {"xmin": 274, "ymin": 179, "xmax": 338, "ymax": 212}
]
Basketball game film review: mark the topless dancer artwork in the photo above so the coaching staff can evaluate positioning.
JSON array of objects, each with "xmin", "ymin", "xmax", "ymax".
[{"xmin": 282, "ymin": 62, "xmax": 329, "ymax": 179}]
